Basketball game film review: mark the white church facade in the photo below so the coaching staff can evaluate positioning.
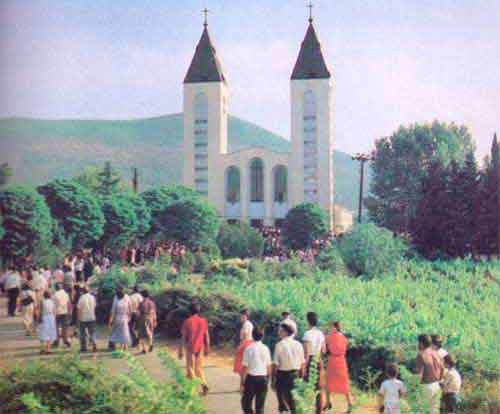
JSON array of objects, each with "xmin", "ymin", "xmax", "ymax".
[{"xmin": 182, "ymin": 14, "xmax": 353, "ymax": 232}]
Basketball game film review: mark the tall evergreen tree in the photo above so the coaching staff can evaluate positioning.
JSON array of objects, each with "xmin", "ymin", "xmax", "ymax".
[
  {"xmin": 97, "ymin": 161, "xmax": 121, "ymax": 198},
  {"xmin": 476, "ymin": 134, "xmax": 500, "ymax": 256}
]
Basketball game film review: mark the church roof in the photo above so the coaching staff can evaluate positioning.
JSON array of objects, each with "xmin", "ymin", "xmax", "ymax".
[
  {"xmin": 184, "ymin": 26, "xmax": 226, "ymax": 84},
  {"xmin": 291, "ymin": 22, "xmax": 331, "ymax": 80}
]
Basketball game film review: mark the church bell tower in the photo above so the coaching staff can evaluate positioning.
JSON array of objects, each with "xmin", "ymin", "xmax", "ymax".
[
  {"xmin": 183, "ymin": 10, "xmax": 228, "ymax": 212},
  {"xmin": 289, "ymin": 7, "xmax": 334, "ymax": 228}
]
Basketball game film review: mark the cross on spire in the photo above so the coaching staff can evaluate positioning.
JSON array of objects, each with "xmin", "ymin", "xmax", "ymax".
[
  {"xmin": 202, "ymin": 7, "xmax": 209, "ymax": 27},
  {"xmin": 307, "ymin": 1, "xmax": 314, "ymax": 23}
]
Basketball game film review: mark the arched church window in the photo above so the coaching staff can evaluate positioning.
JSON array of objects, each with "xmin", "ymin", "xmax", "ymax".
[
  {"xmin": 273, "ymin": 165, "xmax": 288, "ymax": 203},
  {"xmin": 250, "ymin": 158, "xmax": 264, "ymax": 202},
  {"xmin": 226, "ymin": 166, "xmax": 240, "ymax": 204}
]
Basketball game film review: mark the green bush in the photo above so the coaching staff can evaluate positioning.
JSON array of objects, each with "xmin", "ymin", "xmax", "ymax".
[
  {"xmin": 38, "ymin": 178, "xmax": 104, "ymax": 249},
  {"xmin": 100, "ymin": 194, "xmax": 138, "ymax": 249},
  {"xmin": 158, "ymin": 198, "xmax": 220, "ymax": 250},
  {"xmin": 282, "ymin": 203, "xmax": 327, "ymax": 250},
  {"xmin": 316, "ymin": 244, "xmax": 348, "ymax": 274},
  {"xmin": 217, "ymin": 222, "xmax": 264, "ymax": 259},
  {"xmin": 0, "ymin": 186, "xmax": 53, "ymax": 263},
  {"xmin": 338, "ymin": 223, "xmax": 408, "ymax": 277},
  {"xmin": 0, "ymin": 352, "xmax": 205, "ymax": 414}
]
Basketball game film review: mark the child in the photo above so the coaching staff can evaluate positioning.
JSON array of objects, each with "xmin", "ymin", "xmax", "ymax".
[
  {"xmin": 442, "ymin": 355, "xmax": 461, "ymax": 414},
  {"xmin": 378, "ymin": 363, "xmax": 406, "ymax": 414}
]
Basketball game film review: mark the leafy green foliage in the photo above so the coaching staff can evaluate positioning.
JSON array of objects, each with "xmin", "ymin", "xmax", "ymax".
[
  {"xmin": 338, "ymin": 223, "xmax": 408, "ymax": 277},
  {"xmin": 38, "ymin": 178, "xmax": 104, "ymax": 248},
  {"xmin": 283, "ymin": 203, "xmax": 328, "ymax": 250},
  {"xmin": 367, "ymin": 121, "xmax": 475, "ymax": 233},
  {"xmin": 0, "ymin": 352, "xmax": 205, "ymax": 414},
  {"xmin": 158, "ymin": 197, "xmax": 220, "ymax": 249},
  {"xmin": 315, "ymin": 244, "xmax": 348, "ymax": 274},
  {"xmin": 0, "ymin": 186, "xmax": 53, "ymax": 263},
  {"xmin": 97, "ymin": 161, "xmax": 122, "ymax": 197},
  {"xmin": 100, "ymin": 194, "xmax": 138, "ymax": 249},
  {"xmin": 122, "ymin": 190, "xmax": 151, "ymax": 239},
  {"xmin": 217, "ymin": 222, "xmax": 264, "ymax": 258},
  {"xmin": 141, "ymin": 185, "xmax": 198, "ymax": 238}
]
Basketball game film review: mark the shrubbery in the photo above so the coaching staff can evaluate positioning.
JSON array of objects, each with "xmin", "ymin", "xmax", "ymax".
[
  {"xmin": 0, "ymin": 352, "xmax": 205, "ymax": 414},
  {"xmin": 217, "ymin": 222, "xmax": 264, "ymax": 259},
  {"xmin": 338, "ymin": 223, "xmax": 408, "ymax": 277},
  {"xmin": 282, "ymin": 203, "xmax": 327, "ymax": 250}
]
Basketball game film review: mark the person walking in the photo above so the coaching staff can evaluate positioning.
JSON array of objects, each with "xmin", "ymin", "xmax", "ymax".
[
  {"xmin": 325, "ymin": 321, "xmax": 353, "ymax": 413},
  {"xmin": 378, "ymin": 363, "xmax": 406, "ymax": 414},
  {"xmin": 4, "ymin": 266, "xmax": 21, "ymax": 317},
  {"xmin": 240, "ymin": 326, "xmax": 272, "ymax": 414},
  {"xmin": 31, "ymin": 267, "xmax": 47, "ymax": 308},
  {"xmin": 108, "ymin": 287, "xmax": 132, "ymax": 350},
  {"xmin": 129, "ymin": 286, "xmax": 143, "ymax": 347},
  {"xmin": 38, "ymin": 291, "xmax": 57, "ymax": 354},
  {"xmin": 416, "ymin": 334, "xmax": 444, "ymax": 414},
  {"xmin": 77, "ymin": 285, "xmax": 97, "ymax": 353},
  {"xmin": 272, "ymin": 323, "xmax": 305, "ymax": 414},
  {"xmin": 234, "ymin": 309, "xmax": 254, "ymax": 378},
  {"xmin": 431, "ymin": 335, "xmax": 448, "ymax": 361},
  {"xmin": 303, "ymin": 312, "xmax": 326, "ymax": 414},
  {"xmin": 137, "ymin": 290, "xmax": 157, "ymax": 354},
  {"xmin": 52, "ymin": 283, "xmax": 71, "ymax": 348},
  {"xmin": 19, "ymin": 283, "xmax": 36, "ymax": 336},
  {"xmin": 280, "ymin": 311, "xmax": 298, "ymax": 338},
  {"xmin": 178, "ymin": 302, "xmax": 210, "ymax": 396}
]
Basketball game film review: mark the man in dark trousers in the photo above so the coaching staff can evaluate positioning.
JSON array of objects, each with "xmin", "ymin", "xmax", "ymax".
[
  {"xmin": 4, "ymin": 265, "xmax": 21, "ymax": 317},
  {"xmin": 240, "ymin": 326, "xmax": 272, "ymax": 414}
]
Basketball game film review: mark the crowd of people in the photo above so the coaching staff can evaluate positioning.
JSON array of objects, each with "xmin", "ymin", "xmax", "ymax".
[
  {"xmin": 261, "ymin": 225, "xmax": 335, "ymax": 263},
  {"xmin": 180, "ymin": 305, "xmax": 462, "ymax": 414}
]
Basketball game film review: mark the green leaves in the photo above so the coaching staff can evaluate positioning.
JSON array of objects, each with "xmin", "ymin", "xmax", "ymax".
[
  {"xmin": 216, "ymin": 222, "xmax": 264, "ymax": 259},
  {"xmin": 283, "ymin": 203, "xmax": 328, "ymax": 250}
]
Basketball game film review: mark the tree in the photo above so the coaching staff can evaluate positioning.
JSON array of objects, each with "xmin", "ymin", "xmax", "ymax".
[
  {"xmin": 366, "ymin": 121, "xmax": 475, "ymax": 234},
  {"xmin": 217, "ymin": 222, "xmax": 264, "ymax": 259},
  {"xmin": 338, "ymin": 223, "xmax": 408, "ymax": 277},
  {"xmin": 157, "ymin": 198, "xmax": 219, "ymax": 249},
  {"xmin": 282, "ymin": 203, "xmax": 327, "ymax": 250},
  {"xmin": 100, "ymin": 195, "xmax": 138, "ymax": 249},
  {"xmin": 97, "ymin": 161, "xmax": 122, "ymax": 198},
  {"xmin": 0, "ymin": 186, "xmax": 53, "ymax": 263},
  {"xmin": 74, "ymin": 164, "xmax": 127, "ymax": 197},
  {"xmin": 0, "ymin": 163, "xmax": 12, "ymax": 187},
  {"xmin": 141, "ymin": 185, "xmax": 199, "ymax": 239},
  {"xmin": 477, "ymin": 134, "xmax": 500, "ymax": 256},
  {"xmin": 122, "ymin": 191, "xmax": 151, "ymax": 240},
  {"xmin": 38, "ymin": 179, "xmax": 105, "ymax": 249},
  {"xmin": 411, "ymin": 160, "xmax": 451, "ymax": 258}
]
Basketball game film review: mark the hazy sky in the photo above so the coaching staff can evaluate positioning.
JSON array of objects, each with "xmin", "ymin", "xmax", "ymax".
[{"xmin": 1, "ymin": 0, "xmax": 499, "ymax": 159}]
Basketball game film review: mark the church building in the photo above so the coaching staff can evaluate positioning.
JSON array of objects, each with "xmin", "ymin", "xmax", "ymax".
[{"xmin": 182, "ymin": 11, "xmax": 352, "ymax": 232}]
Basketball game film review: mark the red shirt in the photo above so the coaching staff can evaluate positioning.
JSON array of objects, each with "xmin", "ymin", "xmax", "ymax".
[{"xmin": 182, "ymin": 314, "xmax": 208, "ymax": 353}]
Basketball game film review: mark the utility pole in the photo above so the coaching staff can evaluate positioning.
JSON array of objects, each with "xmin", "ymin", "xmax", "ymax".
[
  {"xmin": 352, "ymin": 153, "xmax": 371, "ymax": 223},
  {"xmin": 132, "ymin": 167, "xmax": 139, "ymax": 194}
]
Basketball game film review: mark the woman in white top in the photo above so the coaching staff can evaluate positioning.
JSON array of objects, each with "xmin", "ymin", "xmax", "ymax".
[
  {"xmin": 303, "ymin": 312, "xmax": 326, "ymax": 414},
  {"xmin": 378, "ymin": 363, "xmax": 406, "ymax": 414},
  {"xmin": 38, "ymin": 291, "xmax": 58, "ymax": 354},
  {"xmin": 234, "ymin": 309, "xmax": 254, "ymax": 378},
  {"xmin": 109, "ymin": 287, "xmax": 132, "ymax": 350}
]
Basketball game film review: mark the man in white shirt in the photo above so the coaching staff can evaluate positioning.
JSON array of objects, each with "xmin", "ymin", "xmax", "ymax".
[
  {"xmin": 31, "ymin": 268, "xmax": 48, "ymax": 307},
  {"xmin": 129, "ymin": 286, "xmax": 143, "ymax": 347},
  {"xmin": 77, "ymin": 285, "xmax": 97, "ymax": 353},
  {"xmin": 281, "ymin": 311, "xmax": 297, "ymax": 338},
  {"xmin": 303, "ymin": 312, "xmax": 326, "ymax": 414},
  {"xmin": 52, "ymin": 283, "xmax": 71, "ymax": 347},
  {"xmin": 4, "ymin": 266, "xmax": 21, "ymax": 317},
  {"xmin": 240, "ymin": 326, "xmax": 272, "ymax": 414},
  {"xmin": 273, "ymin": 323, "xmax": 305, "ymax": 414}
]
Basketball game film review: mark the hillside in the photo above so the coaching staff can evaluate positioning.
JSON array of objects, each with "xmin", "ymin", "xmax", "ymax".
[{"xmin": 0, "ymin": 114, "xmax": 366, "ymax": 211}]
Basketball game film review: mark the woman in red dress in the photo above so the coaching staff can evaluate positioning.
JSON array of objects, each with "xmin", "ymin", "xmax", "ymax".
[{"xmin": 326, "ymin": 321, "xmax": 353, "ymax": 413}]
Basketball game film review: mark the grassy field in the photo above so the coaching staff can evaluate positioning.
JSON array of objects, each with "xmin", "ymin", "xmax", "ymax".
[{"xmin": 0, "ymin": 114, "xmax": 366, "ymax": 211}]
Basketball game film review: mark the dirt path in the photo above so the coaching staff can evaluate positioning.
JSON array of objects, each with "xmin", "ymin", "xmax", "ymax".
[{"xmin": 0, "ymin": 296, "xmax": 376, "ymax": 413}]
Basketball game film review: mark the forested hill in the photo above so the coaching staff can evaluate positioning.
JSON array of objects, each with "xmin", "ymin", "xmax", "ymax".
[{"xmin": 0, "ymin": 114, "xmax": 367, "ymax": 211}]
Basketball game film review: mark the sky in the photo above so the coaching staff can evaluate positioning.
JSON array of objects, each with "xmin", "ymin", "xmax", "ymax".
[{"xmin": 1, "ymin": 0, "xmax": 499, "ymax": 160}]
